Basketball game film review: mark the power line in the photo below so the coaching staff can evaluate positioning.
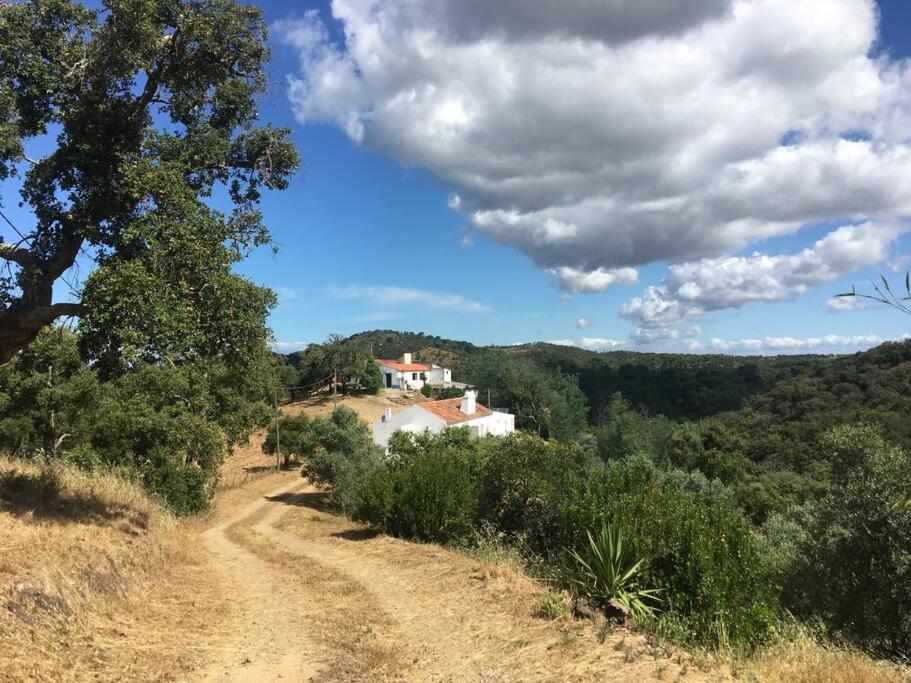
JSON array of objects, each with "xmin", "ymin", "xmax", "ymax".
[{"xmin": 0, "ymin": 208, "xmax": 28, "ymax": 242}]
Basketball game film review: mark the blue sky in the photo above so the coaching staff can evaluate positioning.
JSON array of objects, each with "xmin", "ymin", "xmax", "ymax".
[
  {"xmin": 6, "ymin": 0, "xmax": 911, "ymax": 355},
  {"xmin": 244, "ymin": 0, "xmax": 911, "ymax": 354}
]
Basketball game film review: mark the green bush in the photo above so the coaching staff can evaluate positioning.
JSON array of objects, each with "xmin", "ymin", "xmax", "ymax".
[
  {"xmin": 420, "ymin": 385, "xmax": 433, "ymax": 398},
  {"xmin": 551, "ymin": 462, "xmax": 774, "ymax": 648},
  {"xmin": 764, "ymin": 424, "xmax": 911, "ymax": 657},
  {"xmin": 356, "ymin": 429, "xmax": 481, "ymax": 543},
  {"xmin": 352, "ymin": 429, "xmax": 773, "ymax": 649}
]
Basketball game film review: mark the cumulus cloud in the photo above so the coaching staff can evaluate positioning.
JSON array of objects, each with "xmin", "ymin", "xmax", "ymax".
[
  {"xmin": 277, "ymin": 0, "xmax": 911, "ymax": 297},
  {"xmin": 546, "ymin": 266, "xmax": 638, "ymax": 294},
  {"xmin": 328, "ymin": 284, "xmax": 489, "ymax": 312},
  {"xmin": 621, "ymin": 221, "xmax": 906, "ymax": 341},
  {"xmin": 576, "ymin": 317, "xmax": 593, "ymax": 329}
]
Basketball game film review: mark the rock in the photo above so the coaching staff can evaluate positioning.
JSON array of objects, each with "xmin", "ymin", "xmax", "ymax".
[
  {"xmin": 572, "ymin": 597, "xmax": 598, "ymax": 621},
  {"xmin": 603, "ymin": 598, "xmax": 632, "ymax": 623}
]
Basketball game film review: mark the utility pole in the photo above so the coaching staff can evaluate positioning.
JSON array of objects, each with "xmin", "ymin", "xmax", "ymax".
[
  {"xmin": 487, "ymin": 388, "xmax": 491, "ymax": 410},
  {"xmin": 333, "ymin": 369, "xmax": 338, "ymax": 408},
  {"xmin": 273, "ymin": 389, "xmax": 281, "ymax": 470}
]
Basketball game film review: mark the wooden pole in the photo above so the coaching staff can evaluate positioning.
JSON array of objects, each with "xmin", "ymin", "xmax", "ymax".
[{"xmin": 273, "ymin": 389, "xmax": 281, "ymax": 470}]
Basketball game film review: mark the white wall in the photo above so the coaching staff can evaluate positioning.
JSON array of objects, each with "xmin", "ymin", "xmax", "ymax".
[
  {"xmin": 425, "ymin": 365, "xmax": 453, "ymax": 385},
  {"xmin": 372, "ymin": 405, "xmax": 445, "ymax": 449},
  {"xmin": 462, "ymin": 411, "xmax": 515, "ymax": 438}
]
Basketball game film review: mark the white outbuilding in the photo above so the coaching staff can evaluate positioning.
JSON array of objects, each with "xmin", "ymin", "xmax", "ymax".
[{"xmin": 372, "ymin": 391, "xmax": 515, "ymax": 450}]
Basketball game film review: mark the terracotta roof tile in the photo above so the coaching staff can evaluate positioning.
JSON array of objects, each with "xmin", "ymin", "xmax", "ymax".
[
  {"xmin": 376, "ymin": 359, "xmax": 432, "ymax": 372},
  {"xmin": 418, "ymin": 397, "xmax": 492, "ymax": 424}
]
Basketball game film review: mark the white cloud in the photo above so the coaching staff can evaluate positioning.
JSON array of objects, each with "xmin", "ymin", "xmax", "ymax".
[
  {"xmin": 273, "ymin": 286, "xmax": 301, "ymax": 302},
  {"xmin": 545, "ymin": 266, "xmax": 638, "ymax": 294},
  {"xmin": 576, "ymin": 317, "xmax": 593, "ymax": 329},
  {"xmin": 328, "ymin": 284, "xmax": 489, "ymax": 312},
  {"xmin": 272, "ymin": 340, "xmax": 309, "ymax": 353},
  {"xmin": 621, "ymin": 221, "xmax": 906, "ymax": 341},
  {"xmin": 825, "ymin": 296, "xmax": 874, "ymax": 312},
  {"xmin": 706, "ymin": 334, "xmax": 890, "ymax": 354},
  {"xmin": 277, "ymin": 0, "xmax": 911, "ymax": 295},
  {"xmin": 548, "ymin": 337, "xmax": 627, "ymax": 350}
]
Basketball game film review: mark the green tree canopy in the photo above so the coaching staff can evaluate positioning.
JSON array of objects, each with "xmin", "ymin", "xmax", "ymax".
[{"xmin": 0, "ymin": 0, "xmax": 298, "ymax": 365}]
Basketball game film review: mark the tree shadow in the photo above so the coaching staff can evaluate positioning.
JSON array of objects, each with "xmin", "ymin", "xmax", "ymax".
[
  {"xmin": 0, "ymin": 467, "xmax": 149, "ymax": 530},
  {"xmin": 266, "ymin": 489, "xmax": 334, "ymax": 513},
  {"xmin": 330, "ymin": 528, "xmax": 379, "ymax": 541}
]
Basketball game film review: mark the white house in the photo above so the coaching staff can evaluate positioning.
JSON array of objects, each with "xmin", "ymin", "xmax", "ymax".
[
  {"xmin": 375, "ymin": 353, "xmax": 455, "ymax": 390},
  {"xmin": 372, "ymin": 390, "xmax": 515, "ymax": 450},
  {"xmin": 376, "ymin": 353, "xmax": 431, "ymax": 390}
]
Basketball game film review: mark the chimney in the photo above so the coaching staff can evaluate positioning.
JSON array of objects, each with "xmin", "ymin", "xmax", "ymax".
[
  {"xmin": 402, "ymin": 352, "xmax": 412, "ymax": 364},
  {"xmin": 460, "ymin": 390, "xmax": 477, "ymax": 415},
  {"xmin": 383, "ymin": 408, "xmax": 392, "ymax": 422}
]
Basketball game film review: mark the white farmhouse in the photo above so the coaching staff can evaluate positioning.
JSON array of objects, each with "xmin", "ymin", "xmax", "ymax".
[
  {"xmin": 372, "ymin": 391, "xmax": 515, "ymax": 450},
  {"xmin": 376, "ymin": 353, "xmax": 453, "ymax": 390}
]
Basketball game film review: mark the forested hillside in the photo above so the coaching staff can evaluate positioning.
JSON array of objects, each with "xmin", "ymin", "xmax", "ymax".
[{"xmin": 288, "ymin": 331, "xmax": 911, "ymax": 522}]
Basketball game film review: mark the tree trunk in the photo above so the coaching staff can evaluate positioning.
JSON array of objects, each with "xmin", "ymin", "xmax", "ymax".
[{"xmin": 0, "ymin": 303, "xmax": 83, "ymax": 365}]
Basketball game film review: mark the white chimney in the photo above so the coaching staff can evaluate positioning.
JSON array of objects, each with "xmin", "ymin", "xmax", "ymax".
[
  {"xmin": 460, "ymin": 390, "xmax": 477, "ymax": 415},
  {"xmin": 383, "ymin": 408, "xmax": 392, "ymax": 422},
  {"xmin": 402, "ymin": 352, "xmax": 412, "ymax": 364}
]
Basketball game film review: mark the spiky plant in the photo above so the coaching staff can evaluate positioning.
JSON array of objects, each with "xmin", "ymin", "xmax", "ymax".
[{"xmin": 569, "ymin": 522, "xmax": 663, "ymax": 622}]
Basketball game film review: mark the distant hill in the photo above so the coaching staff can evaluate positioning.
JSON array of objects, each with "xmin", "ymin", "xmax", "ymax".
[{"xmin": 286, "ymin": 330, "xmax": 911, "ymax": 429}]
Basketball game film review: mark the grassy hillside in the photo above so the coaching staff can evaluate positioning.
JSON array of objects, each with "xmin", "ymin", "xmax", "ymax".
[{"xmin": 0, "ymin": 458, "xmax": 230, "ymax": 680}]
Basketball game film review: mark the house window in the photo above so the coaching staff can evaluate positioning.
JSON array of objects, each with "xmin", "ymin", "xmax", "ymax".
[{"xmin": 412, "ymin": 372, "xmax": 418, "ymax": 380}]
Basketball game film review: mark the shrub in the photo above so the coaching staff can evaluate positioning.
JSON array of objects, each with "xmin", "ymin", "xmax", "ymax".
[
  {"xmin": 765, "ymin": 424, "xmax": 911, "ymax": 657},
  {"xmin": 356, "ymin": 430, "xmax": 482, "ymax": 543},
  {"xmin": 352, "ymin": 429, "xmax": 773, "ymax": 649},
  {"xmin": 420, "ymin": 385, "xmax": 433, "ymax": 398},
  {"xmin": 306, "ymin": 445, "xmax": 383, "ymax": 515},
  {"xmin": 556, "ymin": 464, "xmax": 775, "ymax": 648}
]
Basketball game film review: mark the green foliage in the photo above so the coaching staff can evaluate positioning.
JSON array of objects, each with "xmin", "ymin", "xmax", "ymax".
[
  {"xmin": 287, "ymin": 335, "xmax": 377, "ymax": 393},
  {"xmin": 0, "ymin": 328, "xmax": 279, "ymax": 514},
  {"xmin": 763, "ymin": 424, "xmax": 911, "ymax": 657},
  {"xmin": 568, "ymin": 522, "xmax": 663, "ymax": 622},
  {"xmin": 350, "ymin": 429, "xmax": 772, "ymax": 648},
  {"xmin": 536, "ymin": 592, "xmax": 568, "ymax": 620},
  {"xmin": 360, "ymin": 357, "xmax": 384, "ymax": 394},
  {"xmin": 356, "ymin": 428, "xmax": 482, "ymax": 544},
  {"xmin": 463, "ymin": 351, "xmax": 588, "ymax": 440},
  {"xmin": 420, "ymin": 384, "xmax": 433, "ymax": 398},
  {"xmin": 0, "ymin": 0, "xmax": 298, "ymax": 363}
]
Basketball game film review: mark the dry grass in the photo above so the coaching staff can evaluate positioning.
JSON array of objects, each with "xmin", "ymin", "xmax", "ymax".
[
  {"xmin": 224, "ymin": 502, "xmax": 408, "ymax": 681},
  {"xmin": 0, "ymin": 456, "xmax": 233, "ymax": 682},
  {"xmin": 271, "ymin": 489, "xmax": 720, "ymax": 681},
  {"xmin": 744, "ymin": 628, "xmax": 911, "ymax": 682}
]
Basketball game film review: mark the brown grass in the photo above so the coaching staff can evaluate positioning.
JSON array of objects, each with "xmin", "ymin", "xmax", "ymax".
[
  {"xmin": 0, "ymin": 457, "xmax": 233, "ymax": 682},
  {"xmin": 745, "ymin": 629, "xmax": 911, "ymax": 682}
]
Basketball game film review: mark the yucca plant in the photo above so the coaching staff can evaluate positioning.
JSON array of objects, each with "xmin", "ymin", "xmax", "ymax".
[{"xmin": 568, "ymin": 522, "xmax": 663, "ymax": 622}]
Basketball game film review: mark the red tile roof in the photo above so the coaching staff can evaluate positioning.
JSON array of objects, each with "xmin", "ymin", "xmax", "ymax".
[
  {"xmin": 418, "ymin": 397, "xmax": 492, "ymax": 424},
  {"xmin": 376, "ymin": 359, "xmax": 432, "ymax": 372}
]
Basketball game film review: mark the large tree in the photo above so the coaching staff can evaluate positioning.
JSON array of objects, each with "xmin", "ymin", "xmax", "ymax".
[{"xmin": 0, "ymin": 0, "xmax": 298, "ymax": 365}]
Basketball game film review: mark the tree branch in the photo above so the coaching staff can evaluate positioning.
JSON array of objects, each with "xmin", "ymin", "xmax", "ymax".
[
  {"xmin": 0, "ymin": 242, "xmax": 34, "ymax": 267},
  {"xmin": 26, "ymin": 302, "xmax": 83, "ymax": 321}
]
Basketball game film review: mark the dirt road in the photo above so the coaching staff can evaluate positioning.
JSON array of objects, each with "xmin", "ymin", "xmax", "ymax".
[{"xmin": 198, "ymin": 472, "xmax": 713, "ymax": 682}]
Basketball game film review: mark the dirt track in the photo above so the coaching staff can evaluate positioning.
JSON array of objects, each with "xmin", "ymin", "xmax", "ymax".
[{"xmin": 198, "ymin": 472, "xmax": 713, "ymax": 682}]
